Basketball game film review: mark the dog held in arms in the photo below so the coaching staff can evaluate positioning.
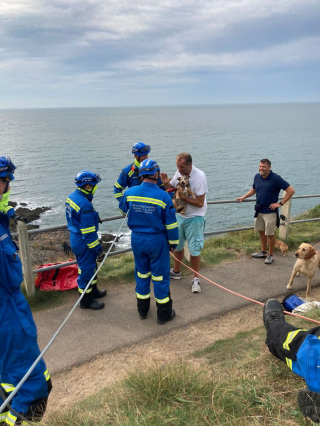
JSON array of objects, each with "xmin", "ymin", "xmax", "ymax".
[
  {"xmin": 287, "ymin": 243, "xmax": 320, "ymax": 300},
  {"xmin": 173, "ymin": 175, "xmax": 196, "ymax": 214}
]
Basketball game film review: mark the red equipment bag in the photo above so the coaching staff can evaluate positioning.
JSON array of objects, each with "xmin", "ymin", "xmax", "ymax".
[{"xmin": 35, "ymin": 260, "xmax": 78, "ymax": 291}]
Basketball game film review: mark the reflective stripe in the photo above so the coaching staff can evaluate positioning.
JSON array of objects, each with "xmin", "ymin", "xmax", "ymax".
[
  {"xmin": 0, "ymin": 233, "xmax": 8, "ymax": 241},
  {"xmin": 136, "ymin": 292, "xmax": 151, "ymax": 299},
  {"xmin": 155, "ymin": 296, "xmax": 170, "ymax": 304},
  {"xmin": 165, "ymin": 222, "xmax": 178, "ymax": 230},
  {"xmin": 114, "ymin": 193, "xmax": 123, "ymax": 199},
  {"xmin": 1, "ymin": 383, "xmax": 15, "ymax": 393},
  {"xmin": 5, "ymin": 412, "xmax": 17, "ymax": 426},
  {"xmin": 152, "ymin": 275, "xmax": 163, "ymax": 282},
  {"xmin": 283, "ymin": 329, "xmax": 306, "ymax": 351},
  {"xmin": 115, "ymin": 182, "xmax": 124, "ymax": 189},
  {"xmin": 44, "ymin": 369, "xmax": 51, "ymax": 381},
  {"xmin": 87, "ymin": 239, "xmax": 99, "ymax": 249},
  {"xmin": 4, "ymin": 206, "xmax": 13, "ymax": 213},
  {"xmin": 78, "ymin": 268, "xmax": 81, "ymax": 274},
  {"xmin": 137, "ymin": 271, "xmax": 151, "ymax": 279},
  {"xmin": 127, "ymin": 196, "xmax": 166, "ymax": 209},
  {"xmin": 0, "ymin": 413, "xmax": 8, "ymax": 422},
  {"xmin": 80, "ymin": 226, "xmax": 96, "ymax": 234},
  {"xmin": 285, "ymin": 357, "xmax": 293, "ymax": 370},
  {"xmin": 119, "ymin": 208, "xmax": 126, "ymax": 215},
  {"xmin": 168, "ymin": 240, "xmax": 179, "ymax": 245},
  {"xmin": 78, "ymin": 287, "xmax": 92, "ymax": 294},
  {"xmin": 66, "ymin": 198, "xmax": 80, "ymax": 212},
  {"xmin": 128, "ymin": 169, "xmax": 134, "ymax": 177}
]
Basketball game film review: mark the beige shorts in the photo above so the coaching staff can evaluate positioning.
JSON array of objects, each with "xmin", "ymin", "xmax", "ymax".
[{"xmin": 254, "ymin": 213, "xmax": 277, "ymax": 236}]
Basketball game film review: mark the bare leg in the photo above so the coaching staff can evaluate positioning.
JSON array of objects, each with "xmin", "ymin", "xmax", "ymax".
[
  {"xmin": 267, "ymin": 235, "xmax": 275, "ymax": 256},
  {"xmin": 173, "ymin": 249, "xmax": 184, "ymax": 273},
  {"xmin": 190, "ymin": 254, "xmax": 200, "ymax": 278},
  {"xmin": 259, "ymin": 231, "xmax": 267, "ymax": 252}
]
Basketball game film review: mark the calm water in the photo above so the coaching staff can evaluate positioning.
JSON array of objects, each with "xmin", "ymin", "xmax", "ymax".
[{"xmin": 1, "ymin": 103, "xmax": 319, "ymax": 245}]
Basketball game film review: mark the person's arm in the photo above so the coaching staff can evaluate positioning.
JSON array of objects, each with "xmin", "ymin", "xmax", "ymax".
[
  {"xmin": 179, "ymin": 193, "xmax": 205, "ymax": 208},
  {"xmin": 160, "ymin": 173, "xmax": 174, "ymax": 190},
  {"xmin": 269, "ymin": 185, "xmax": 295, "ymax": 210},
  {"xmin": 236, "ymin": 188, "xmax": 257, "ymax": 203},
  {"xmin": 114, "ymin": 170, "xmax": 127, "ymax": 204},
  {"xmin": 80, "ymin": 209, "xmax": 102, "ymax": 254}
]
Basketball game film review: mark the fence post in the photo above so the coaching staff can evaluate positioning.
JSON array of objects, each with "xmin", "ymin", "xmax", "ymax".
[
  {"xmin": 278, "ymin": 190, "xmax": 292, "ymax": 241},
  {"xmin": 17, "ymin": 221, "xmax": 35, "ymax": 296}
]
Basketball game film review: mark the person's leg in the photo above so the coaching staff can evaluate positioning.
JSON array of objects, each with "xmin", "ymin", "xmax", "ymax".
[
  {"xmin": 259, "ymin": 231, "xmax": 267, "ymax": 252},
  {"xmin": 252, "ymin": 214, "xmax": 267, "ymax": 257},
  {"xmin": 267, "ymin": 235, "xmax": 276, "ymax": 256},
  {"xmin": 172, "ymin": 215, "xmax": 185, "ymax": 274},
  {"xmin": 190, "ymin": 255, "xmax": 200, "ymax": 278},
  {"xmin": 264, "ymin": 213, "xmax": 277, "ymax": 263}
]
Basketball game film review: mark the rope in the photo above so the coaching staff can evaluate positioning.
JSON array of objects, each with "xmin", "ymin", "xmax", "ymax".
[
  {"xmin": 0, "ymin": 213, "xmax": 128, "ymax": 414},
  {"xmin": 170, "ymin": 252, "xmax": 320, "ymax": 325}
]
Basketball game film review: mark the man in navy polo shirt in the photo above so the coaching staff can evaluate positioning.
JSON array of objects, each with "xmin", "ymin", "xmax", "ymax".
[{"xmin": 236, "ymin": 159, "xmax": 295, "ymax": 264}]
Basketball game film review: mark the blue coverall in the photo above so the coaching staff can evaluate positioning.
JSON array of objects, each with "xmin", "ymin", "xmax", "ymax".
[
  {"xmin": 266, "ymin": 321, "xmax": 320, "ymax": 392},
  {"xmin": 66, "ymin": 187, "xmax": 102, "ymax": 294},
  {"xmin": 0, "ymin": 213, "xmax": 51, "ymax": 425},
  {"xmin": 114, "ymin": 159, "xmax": 165, "ymax": 208},
  {"xmin": 119, "ymin": 182, "xmax": 179, "ymax": 321}
]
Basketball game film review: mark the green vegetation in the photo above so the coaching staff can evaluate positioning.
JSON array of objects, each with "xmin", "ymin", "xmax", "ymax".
[
  {"xmin": 22, "ymin": 285, "xmax": 75, "ymax": 312},
  {"xmin": 45, "ymin": 311, "xmax": 320, "ymax": 426}
]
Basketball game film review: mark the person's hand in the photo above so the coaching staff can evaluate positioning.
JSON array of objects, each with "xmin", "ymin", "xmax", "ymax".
[
  {"xmin": 98, "ymin": 216, "xmax": 103, "ymax": 224},
  {"xmin": 169, "ymin": 245, "xmax": 177, "ymax": 251},
  {"xmin": 236, "ymin": 197, "xmax": 244, "ymax": 203},
  {"xmin": 12, "ymin": 214, "xmax": 29, "ymax": 224},
  {"xmin": 269, "ymin": 202, "xmax": 281, "ymax": 210},
  {"xmin": 160, "ymin": 173, "xmax": 170, "ymax": 184},
  {"xmin": 97, "ymin": 250, "xmax": 105, "ymax": 262}
]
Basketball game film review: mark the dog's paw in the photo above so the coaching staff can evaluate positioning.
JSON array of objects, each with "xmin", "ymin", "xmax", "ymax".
[{"xmin": 286, "ymin": 284, "xmax": 292, "ymax": 289}]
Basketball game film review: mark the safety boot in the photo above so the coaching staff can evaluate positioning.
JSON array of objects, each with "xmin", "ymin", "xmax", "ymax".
[
  {"xmin": 298, "ymin": 388, "xmax": 320, "ymax": 423},
  {"xmin": 263, "ymin": 299, "xmax": 285, "ymax": 330},
  {"xmin": 92, "ymin": 284, "xmax": 107, "ymax": 299},
  {"xmin": 80, "ymin": 292, "xmax": 105, "ymax": 310},
  {"xmin": 137, "ymin": 297, "xmax": 150, "ymax": 320}
]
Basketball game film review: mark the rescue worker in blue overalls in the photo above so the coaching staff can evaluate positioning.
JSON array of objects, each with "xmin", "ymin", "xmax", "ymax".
[
  {"xmin": 119, "ymin": 159, "xmax": 179, "ymax": 325},
  {"xmin": 264, "ymin": 298, "xmax": 320, "ymax": 423},
  {"xmin": 66, "ymin": 171, "xmax": 106, "ymax": 310},
  {"xmin": 114, "ymin": 142, "xmax": 165, "ymax": 210},
  {"xmin": 0, "ymin": 158, "xmax": 52, "ymax": 425},
  {"xmin": 0, "ymin": 156, "xmax": 28, "ymax": 225}
]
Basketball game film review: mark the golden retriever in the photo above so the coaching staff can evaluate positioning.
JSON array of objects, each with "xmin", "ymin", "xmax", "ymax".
[
  {"xmin": 274, "ymin": 239, "xmax": 289, "ymax": 256},
  {"xmin": 173, "ymin": 175, "xmax": 195, "ymax": 214},
  {"xmin": 286, "ymin": 243, "xmax": 320, "ymax": 300}
]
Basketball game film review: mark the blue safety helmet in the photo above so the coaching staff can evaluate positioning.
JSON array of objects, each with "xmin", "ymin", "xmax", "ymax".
[
  {"xmin": 0, "ymin": 155, "xmax": 16, "ymax": 181},
  {"xmin": 132, "ymin": 142, "xmax": 151, "ymax": 156},
  {"xmin": 139, "ymin": 159, "xmax": 160, "ymax": 177},
  {"xmin": 75, "ymin": 170, "xmax": 101, "ymax": 187}
]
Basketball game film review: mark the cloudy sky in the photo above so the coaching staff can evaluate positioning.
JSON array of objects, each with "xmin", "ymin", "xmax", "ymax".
[{"xmin": 1, "ymin": 0, "xmax": 320, "ymax": 108}]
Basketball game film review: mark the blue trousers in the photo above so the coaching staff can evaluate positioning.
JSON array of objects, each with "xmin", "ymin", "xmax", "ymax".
[{"xmin": 70, "ymin": 234, "xmax": 97, "ymax": 292}]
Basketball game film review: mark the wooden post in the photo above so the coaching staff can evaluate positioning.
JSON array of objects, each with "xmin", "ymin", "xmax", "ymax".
[
  {"xmin": 17, "ymin": 221, "xmax": 35, "ymax": 296},
  {"xmin": 278, "ymin": 190, "xmax": 292, "ymax": 241}
]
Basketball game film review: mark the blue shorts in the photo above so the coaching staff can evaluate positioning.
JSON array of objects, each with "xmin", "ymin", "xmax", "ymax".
[{"xmin": 175, "ymin": 216, "xmax": 206, "ymax": 256}]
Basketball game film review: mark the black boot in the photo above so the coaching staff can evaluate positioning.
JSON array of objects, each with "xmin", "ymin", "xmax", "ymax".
[
  {"xmin": 156, "ymin": 295, "xmax": 175, "ymax": 325},
  {"xmin": 298, "ymin": 388, "xmax": 320, "ymax": 423},
  {"xmin": 80, "ymin": 292, "xmax": 105, "ymax": 310},
  {"xmin": 92, "ymin": 284, "xmax": 107, "ymax": 299},
  {"xmin": 137, "ymin": 297, "xmax": 150, "ymax": 319},
  {"xmin": 263, "ymin": 299, "xmax": 285, "ymax": 330}
]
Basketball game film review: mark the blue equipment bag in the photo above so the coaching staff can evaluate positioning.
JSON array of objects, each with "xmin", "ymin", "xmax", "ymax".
[{"xmin": 282, "ymin": 293, "xmax": 305, "ymax": 312}]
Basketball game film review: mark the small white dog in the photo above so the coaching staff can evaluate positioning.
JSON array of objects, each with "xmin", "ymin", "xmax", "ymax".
[{"xmin": 286, "ymin": 243, "xmax": 320, "ymax": 300}]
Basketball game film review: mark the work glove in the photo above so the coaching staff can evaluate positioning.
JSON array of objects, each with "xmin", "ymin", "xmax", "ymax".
[
  {"xmin": 12, "ymin": 214, "xmax": 29, "ymax": 224},
  {"xmin": 98, "ymin": 216, "xmax": 103, "ymax": 224},
  {"xmin": 169, "ymin": 245, "xmax": 177, "ymax": 251},
  {"xmin": 97, "ymin": 250, "xmax": 105, "ymax": 262}
]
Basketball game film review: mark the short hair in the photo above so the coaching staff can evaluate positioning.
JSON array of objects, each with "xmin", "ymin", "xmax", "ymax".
[
  {"xmin": 260, "ymin": 158, "xmax": 271, "ymax": 167},
  {"xmin": 176, "ymin": 152, "xmax": 192, "ymax": 165}
]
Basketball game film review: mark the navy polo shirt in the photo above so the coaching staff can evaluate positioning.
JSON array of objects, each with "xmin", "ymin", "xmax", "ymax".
[{"xmin": 253, "ymin": 170, "xmax": 290, "ymax": 214}]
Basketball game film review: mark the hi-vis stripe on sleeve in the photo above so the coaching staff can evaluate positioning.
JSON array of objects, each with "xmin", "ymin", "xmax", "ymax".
[
  {"xmin": 127, "ymin": 196, "xmax": 166, "ymax": 209},
  {"xmin": 4, "ymin": 206, "xmax": 13, "ymax": 213},
  {"xmin": 114, "ymin": 193, "xmax": 123, "ymax": 198},
  {"xmin": 87, "ymin": 239, "xmax": 100, "ymax": 249},
  {"xmin": 1, "ymin": 383, "xmax": 15, "ymax": 393},
  {"xmin": 285, "ymin": 358, "xmax": 293, "ymax": 370},
  {"xmin": 168, "ymin": 240, "xmax": 179, "ymax": 245},
  {"xmin": 283, "ymin": 329, "xmax": 306, "ymax": 351},
  {"xmin": 80, "ymin": 226, "xmax": 96, "ymax": 234},
  {"xmin": 165, "ymin": 222, "xmax": 178, "ymax": 230},
  {"xmin": 128, "ymin": 169, "xmax": 134, "ymax": 177},
  {"xmin": 66, "ymin": 198, "xmax": 80, "ymax": 212},
  {"xmin": 114, "ymin": 182, "xmax": 124, "ymax": 189}
]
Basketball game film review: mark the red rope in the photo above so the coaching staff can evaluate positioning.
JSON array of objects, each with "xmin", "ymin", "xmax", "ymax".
[{"xmin": 170, "ymin": 252, "xmax": 320, "ymax": 326}]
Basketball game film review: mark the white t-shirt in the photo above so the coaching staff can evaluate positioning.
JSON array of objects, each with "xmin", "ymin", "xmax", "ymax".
[{"xmin": 170, "ymin": 166, "xmax": 208, "ymax": 218}]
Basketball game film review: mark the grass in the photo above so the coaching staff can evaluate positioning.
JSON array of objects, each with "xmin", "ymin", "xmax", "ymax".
[{"xmin": 45, "ymin": 309, "xmax": 320, "ymax": 426}]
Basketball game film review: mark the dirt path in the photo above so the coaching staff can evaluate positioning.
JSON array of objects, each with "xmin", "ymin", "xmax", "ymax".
[{"xmin": 46, "ymin": 286, "xmax": 320, "ymax": 416}]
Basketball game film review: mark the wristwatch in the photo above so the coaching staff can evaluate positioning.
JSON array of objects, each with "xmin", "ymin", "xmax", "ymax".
[{"xmin": 279, "ymin": 201, "xmax": 283, "ymax": 206}]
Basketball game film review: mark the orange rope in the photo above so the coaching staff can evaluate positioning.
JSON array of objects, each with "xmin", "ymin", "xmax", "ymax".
[{"xmin": 170, "ymin": 252, "xmax": 320, "ymax": 326}]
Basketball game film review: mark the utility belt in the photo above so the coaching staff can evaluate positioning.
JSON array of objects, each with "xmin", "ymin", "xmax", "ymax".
[{"xmin": 254, "ymin": 204, "xmax": 280, "ymax": 227}]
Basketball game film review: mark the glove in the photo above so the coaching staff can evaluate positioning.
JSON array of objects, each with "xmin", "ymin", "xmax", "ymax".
[
  {"xmin": 170, "ymin": 245, "xmax": 177, "ymax": 251},
  {"xmin": 97, "ymin": 250, "xmax": 105, "ymax": 262},
  {"xmin": 12, "ymin": 214, "xmax": 29, "ymax": 224},
  {"xmin": 99, "ymin": 217, "xmax": 103, "ymax": 224}
]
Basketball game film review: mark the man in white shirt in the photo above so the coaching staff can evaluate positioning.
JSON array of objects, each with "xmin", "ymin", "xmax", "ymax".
[{"xmin": 160, "ymin": 153, "xmax": 208, "ymax": 293}]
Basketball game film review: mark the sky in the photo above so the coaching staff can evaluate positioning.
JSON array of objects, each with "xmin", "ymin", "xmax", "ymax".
[{"xmin": 0, "ymin": 0, "xmax": 320, "ymax": 108}]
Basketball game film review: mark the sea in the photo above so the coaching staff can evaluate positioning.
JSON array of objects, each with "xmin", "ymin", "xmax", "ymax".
[{"xmin": 1, "ymin": 103, "xmax": 319, "ymax": 248}]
